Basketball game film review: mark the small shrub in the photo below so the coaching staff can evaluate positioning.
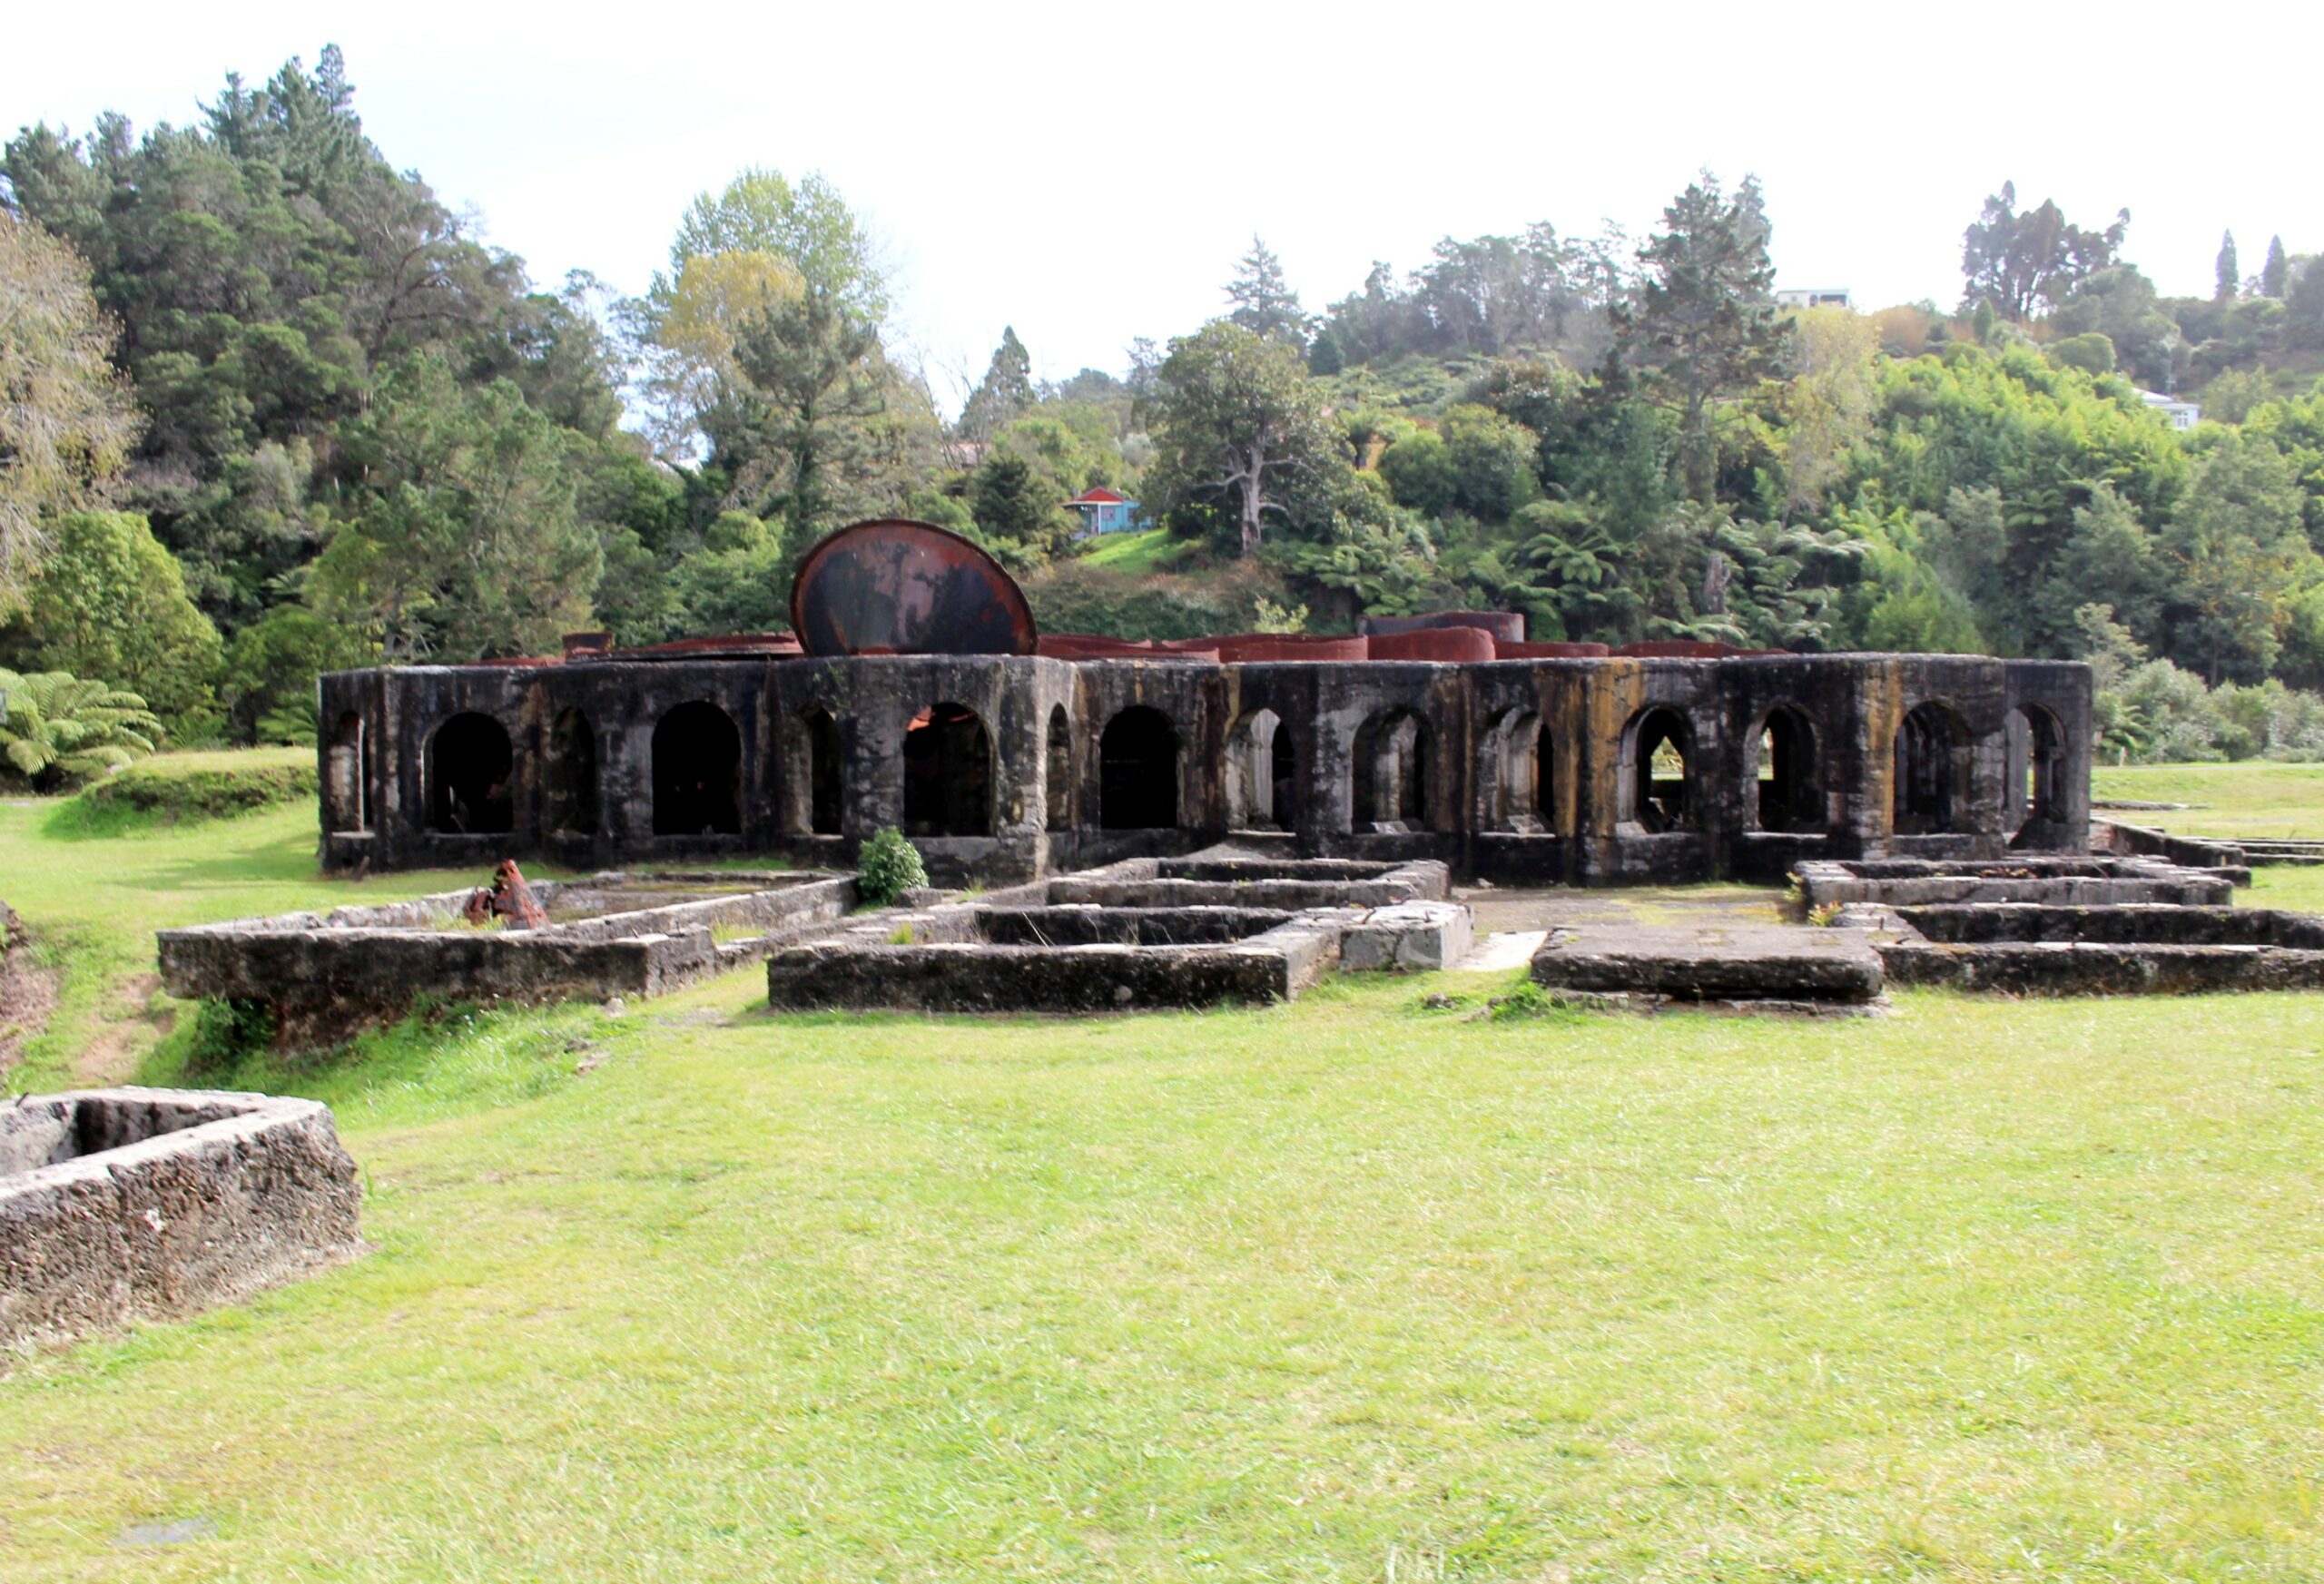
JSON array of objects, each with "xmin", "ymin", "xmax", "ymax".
[
  {"xmin": 1807, "ymin": 901, "xmax": 1845, "ymax": 928},
  {"xmin": 183, "ymin": 997, "xmax": 275, "ymax": 1077},
  {"xmin": 856, "ymin": 827, "xmax": 929, "ymax": 908}
]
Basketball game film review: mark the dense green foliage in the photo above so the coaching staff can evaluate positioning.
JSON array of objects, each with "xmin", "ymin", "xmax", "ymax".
[
  {"xmin": 854, "ymin": 826, "xmax": 928, "ymax": 907},
  {"xmin": 52, "ymin": 748, "xmax": 318, "ymax": 835},
  {"xmin": 0, "ymin": 211, "xmax": 139, "ymax": 604},
  {"xmin": 0, "ymin": 508, "xmax": 222, "ymax": 731},
  {"xmin": 5, "ymin": 51, "xmax": 2324, "ymax": 757},
  {"xmin": 0, "ymin": 668, "xmax": 162, "ymax": 791}
]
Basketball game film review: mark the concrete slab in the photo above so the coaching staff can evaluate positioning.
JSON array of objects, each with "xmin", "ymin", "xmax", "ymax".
[
  {"xmin": 1531, "ymin": 922, "xmax": 1884, "ymax": 1002},
  {"xmin": 1457, "ymin": 930, "xmax": 1549, "ymax": 973}
]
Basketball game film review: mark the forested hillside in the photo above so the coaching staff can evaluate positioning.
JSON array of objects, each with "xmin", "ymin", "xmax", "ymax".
[{"xmin": 5, "ymin": 47, "xmax": 2322, "ymax": 770}]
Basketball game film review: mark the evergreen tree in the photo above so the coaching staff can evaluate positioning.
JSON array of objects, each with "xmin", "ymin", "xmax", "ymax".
[
  {"xmin": 1225, "ymin": 236, "xmax": 1309, "ymax": 347},
  {"xmin": 959, "ymin": 326, "xmax": 1035, "ymax": 443},
  {"xmin": 728, "ymin": 290, "xmax": 912, "ymax": 546},
  {"xmin": 1617, "ymin": 172, "xmax": 1789, "ymax": 502},
  {"xmin": 970, "ymin": 453, "xmax": 1067, "ymax": 556},
  {"xmin": 2262, "ymin": 235, "xmax": 2290, "ymax": 299},
  {"xmin": 1306, "ymin": 324, "xmax": 1345, "ymax": 377},
  {"xmin": 2216, "ymin": 230, "xmax": 2240, "ymax": 300}
]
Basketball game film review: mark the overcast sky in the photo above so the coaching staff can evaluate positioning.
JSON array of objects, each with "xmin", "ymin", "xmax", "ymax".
[{"xmin": 5, "ymin": 0, "xmax": 2313, "ymax": 408}]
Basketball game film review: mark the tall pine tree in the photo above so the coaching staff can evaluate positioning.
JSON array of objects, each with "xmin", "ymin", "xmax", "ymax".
[
  {"xmin": 958, "ymin": 326, "xmax": 1034, "ymax": 443},
  {"xmin": 1225, "ymin": 237, "xmax": 1309, "ymax": 348},
  {"xmin": 2262, "ymin": 235, "xmax": 2290, "ymax": 299},
  {"xmin": 2215, "ymin": 230, "xmax": 2240, "ymax": 300},
  {"xmin": 1616, "ymin": 172, "xmax": 1788, "ymax": 503}
]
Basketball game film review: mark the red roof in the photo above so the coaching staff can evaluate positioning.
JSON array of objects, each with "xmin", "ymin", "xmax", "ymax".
[{"xmin": 1066, "ymin": 487, "xmax": 1126, "ymax": 506}]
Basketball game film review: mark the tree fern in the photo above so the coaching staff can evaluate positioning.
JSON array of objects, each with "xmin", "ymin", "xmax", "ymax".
[{"xmin": 0, "ymin": 670, "xmax": 164, "ymax": 792}]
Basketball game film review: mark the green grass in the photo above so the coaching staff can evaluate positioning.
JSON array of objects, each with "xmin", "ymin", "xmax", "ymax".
[
  {"xmin": 4, "ymin": 774, "xmax": 2324, "ymax": 1579},
  {"xmin": 2093, "ymin": 762, "xmax": 2324, "ymax": 911},
  {"xmin": 2093, "ymin": 761, "xmax": 2324, "ymax": 841},
  {"xmin": 0, "ymin": 792, "xmax": 503, "ymax": 1090},
  {"xmin": 1075, "ymin": 526, "xmax": 1198, "ymax": 575},
  {"xmin": 44, "ymin": 746, "xmax": 318, "ymax": 839}
]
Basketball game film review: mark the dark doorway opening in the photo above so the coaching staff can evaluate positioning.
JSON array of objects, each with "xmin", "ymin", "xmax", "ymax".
[
  {"xmin": 1353, "ymin": 708, "xmax": 1431, "ymax": 830},
  {"xmin": 1100, "ymin": 706, "xmax": 1179, "ymax": 829},
  {"xmin": 1045, "ymin": 706, "xmax": 1073, "ymax": 830},
  {"xmin": 1893, "ymin": 701, "xmax": 1968, "ymax": 835},
  {"xmin": 903, "ymin": 702, "xmax": 993, "ymax": 837},
  {"xmin": 805, "ymin": 708, "xmax": 842, "ymax": 835},
  {"xmin": 1625, "ymin": 708, "xmax": 1691, "ymax": 832},
  {"xmin": 428, "ymin": 713, "xmax": 514, "ymax": 834},
  {"xmin": 2008, "ymin": 703, "xmax": 2066, "ymax": 843},
  {"xmin": 1752, "ymin": 705, "xmax": 1820, "ymax": 833},
  {"xmin": 546, "ymin": 708, "xmax": 599, "ymax": 836},
  {"xmin": 653, "ymin": 702, "xmax": 743, "ymax": 836}
]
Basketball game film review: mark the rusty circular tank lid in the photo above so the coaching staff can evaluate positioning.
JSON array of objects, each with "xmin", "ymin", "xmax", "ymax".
[{"xmin": 789, "ymin": 518, "xmax": 1039, "ymax": 657}]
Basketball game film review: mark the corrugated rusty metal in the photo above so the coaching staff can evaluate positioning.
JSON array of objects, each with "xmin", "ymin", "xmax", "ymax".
[{"xmin": 791, "ymin": 519, "xmax": 1039, "ymax": 657}]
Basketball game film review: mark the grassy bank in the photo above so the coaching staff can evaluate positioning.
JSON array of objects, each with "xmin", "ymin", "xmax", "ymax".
[{"xmin": 0, "ymin": 768, "xmax": 2319, "ymax": 1579}]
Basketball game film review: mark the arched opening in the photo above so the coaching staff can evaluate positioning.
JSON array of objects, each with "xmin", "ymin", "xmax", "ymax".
[
  {"xmin": 804, "ymin": 707, "xmax": 842, "ymax": 835},
  {"xmin": 324, "ymin": 710, "xmax": 367, "ymax": 833},
  {"xmin": 903, "ymin": 702, "xmax": 993, "ymax": 837},
  {"xmin": 1893, "ymin": 701, "xmax": 1970, "ymax": 836},
  {"xmin": 1353, "ymin": 707, "xmax": 1432, "ymax": 831},
  {"xmin": 1622, "ymin": 707, "xmax": 1692, "ymax": 832},
  {"xmin": 1045, "ymin": 706, "xmax": 1073, "ymax": 830},
  {"xmin": 427, "ymin": 713, "xmax": 514, "ymax": 835},
  {"xmin": 653, "ymin": 701, "xmax": 743, "ymax": 836},
  {"xmin": 1750, "ymin": 705, "xmax": 1821, "ymax": 834},
  {"xmin": 1099, "ymin": 706, "xmax": 1178, "ymax": 829},
  {"xmin": 1480, "ymin": 708, "xmax": 1548, "ymax": 832},
  {"xmin": 2008, "ymin": 703, "xmax": 2067, "ymax": 842},
  {"xmin": 1226, "ymin": 709, "xmax": 1296, "ymax": 831},
  {"xmin": 546, "ymin": 707, "xmax": 599, "ymax": 836}
]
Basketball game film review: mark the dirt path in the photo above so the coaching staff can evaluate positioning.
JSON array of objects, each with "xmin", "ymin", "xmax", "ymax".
[
  {"xmin": 0, "ymin": 903, "xmax": 60, "ymax": 1087},
  {"xmin": 72, "ymin": 973, "xmax": 167, "ymax": 1087}
]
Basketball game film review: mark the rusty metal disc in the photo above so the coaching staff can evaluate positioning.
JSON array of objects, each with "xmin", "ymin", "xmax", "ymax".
[{"xmin": 789, "ymin": 519, "xmax": 1039, "ymax": 657}]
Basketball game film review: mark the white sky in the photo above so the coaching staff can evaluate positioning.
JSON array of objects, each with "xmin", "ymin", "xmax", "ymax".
[{"xmin": 5, "ymin": 0, "xmax": 2314, "ymax": 409}]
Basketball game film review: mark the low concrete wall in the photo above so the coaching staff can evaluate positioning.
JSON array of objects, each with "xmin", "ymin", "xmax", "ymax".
[
  {"xmin": 1795, "ymin": 857, "xmax": 2237, "ymax": 909},
  {"xmin": 1, "ymin": 1087, "xmax": 360, "ymax": 1353},
  {"xmin": 1880, "ymin": 941, "xmax": 2324, "ymax": 994},
  {"xmin": 2094, "ymin": 819, "xmax": 2251, "ymax": 873},
  {"xmin": 157, "ymin": 873, "xmax": 855, "ymax": 1043},
  {"xmin": 766, "ymin": 940, "xmax": 1299, "ymax": 1012}
]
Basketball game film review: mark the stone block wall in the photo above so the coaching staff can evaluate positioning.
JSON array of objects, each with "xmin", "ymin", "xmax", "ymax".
[{"xmin": 317, "ymin": 651, "xmax": 2093, "ymax": 888}]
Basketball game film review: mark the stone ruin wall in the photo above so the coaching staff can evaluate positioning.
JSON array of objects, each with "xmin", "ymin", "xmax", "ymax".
[{"xmin": 313, "ymin": 651, "xmax": 2095, "ymax": 888}]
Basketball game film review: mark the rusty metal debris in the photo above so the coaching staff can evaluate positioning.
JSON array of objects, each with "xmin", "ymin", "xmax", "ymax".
[
  {"xmin": 463, "ymin": 860, "xmax": 549, "ymax": 930},
  {"xmin": 789, "ymin": 518, "xmax": 1038, "ymax": 658}
]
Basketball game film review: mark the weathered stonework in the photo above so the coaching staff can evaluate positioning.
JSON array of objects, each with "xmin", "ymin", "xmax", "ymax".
[
  {"xmin": 1844, "ymin": 902, "xmax": 2324, "ymax": 995},
  {"xmin": 1, "ymin": 1087, "xmax": 361, "ymax": 1353},
  {"xmin": 1531, "ymin": 922, "xmax": 1886, "ymax": 1003},
  {"xmin": 314, "ymin": 650, "xmax": 2095, "ymax": 889},
  {"xmin": 764, "ymin": 853, "xmax": 1469, "ymax": 1012},
  {"xmin": 158, "ymin": 871, "xmax": 852, "ymax": 1041},
  {"xmin": 1794, "ymin": 856, "xmax": 2239, "ymax": 910}
]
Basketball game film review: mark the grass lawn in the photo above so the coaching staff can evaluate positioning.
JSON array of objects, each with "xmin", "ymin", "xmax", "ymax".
[
  {"xmin": 1075, "ymin": 527, "xmax": 1197, "ymax": 576},
  {"xmin": 2093, "ymin": 761, "xmax": 2324, "ymax": 911},
  {"xmin": 2, "ymin": 763, "xmax": 2323, "ymax": 1579}
]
